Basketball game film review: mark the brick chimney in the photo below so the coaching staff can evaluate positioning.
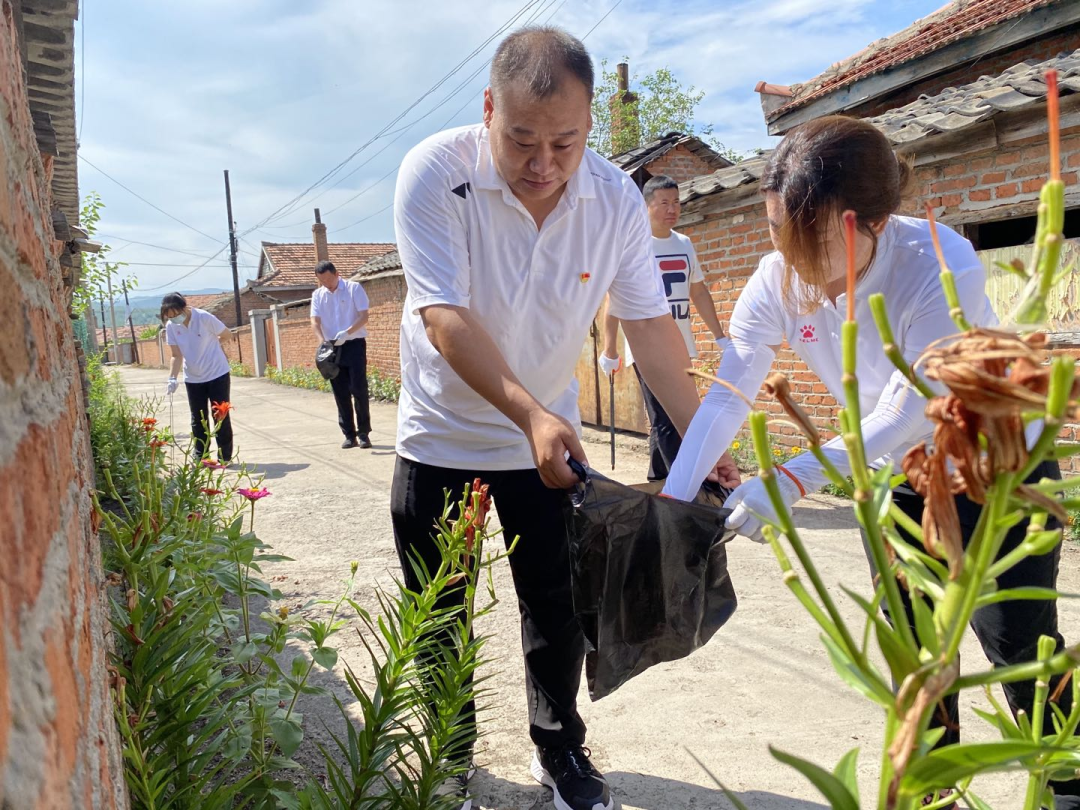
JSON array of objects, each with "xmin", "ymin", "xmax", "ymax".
[
  {"xmin": 609, "ymin": 62, "xmax": 639, "ymax": 155},
  {"xmin": 312, "ymin": 208, "xmax": 329, "ymax": 263}
]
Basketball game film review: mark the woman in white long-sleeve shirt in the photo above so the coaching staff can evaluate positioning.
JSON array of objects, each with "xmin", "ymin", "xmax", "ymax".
[{"xmin": 663, "ymin": 116, "xmax": 1077, "ymax": 808}]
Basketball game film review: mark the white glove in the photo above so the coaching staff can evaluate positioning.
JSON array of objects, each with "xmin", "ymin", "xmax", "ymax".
[
  {"xmin": 333, "ymin": 329, "xmax": 350, "ymax": 345},
  {"xmin": 716, "ymin": 336, "xmax": 731, "ymax": 354},
  {"xmin": 723, "ymin": 467, "xmax": 804, "ymax": 543},
  {"xmin": 598, "ymin": 353, "xmax": 621, "ymax": 377},
  {"xmin": 165, "ymin": 378, "xmax": 179, "ymax": 396}
]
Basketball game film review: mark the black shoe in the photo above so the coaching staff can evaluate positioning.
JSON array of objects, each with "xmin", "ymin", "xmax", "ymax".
[
  {"xmin": 434, "ymin": 764, "xmax": 474, "ymax": 810},
  {"xmin": 922, "ymin": 788, "xmax": 956, "ymax": 809},
  {"xmin": 359, "ymin": 433, "xmax": 372, "ymax": 449},
  {"xmin": 341, "ymin": 437, "xmax": 358, "ymax": 449},
  {"xmin": 531, "ymin": 743, "xmax": 612, "ymax": 810}
]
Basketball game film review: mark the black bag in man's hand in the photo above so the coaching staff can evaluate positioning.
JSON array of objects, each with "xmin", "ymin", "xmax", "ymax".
[
  {"xmin": 564, "ymin": 462, "xmax": 737, "ymax": 701},
  {"xmin": 315, "ymin": 341, "xmax": 340, "ymax": 381}
]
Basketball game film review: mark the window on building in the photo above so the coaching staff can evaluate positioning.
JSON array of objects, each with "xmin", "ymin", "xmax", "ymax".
[{"xmin": 966, "ymin": 207, "xmax": 1080, "ymax": 251}]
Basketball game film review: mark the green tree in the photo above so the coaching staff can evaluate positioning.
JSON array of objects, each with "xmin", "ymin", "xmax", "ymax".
[
  {"xmin": 589, "ymin": 59, "xmax": 741, "ymax": 161},
  {"xmin": 72, "ymin": 192, "xmax": 135, "ymax": 316}
]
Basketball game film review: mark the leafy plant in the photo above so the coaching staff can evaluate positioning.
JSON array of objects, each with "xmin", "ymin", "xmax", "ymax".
[
  {"xmin": 139, "ymin": 324, "xmax": 161, "ymax": 340},
  {"xmin": 230, "ymin": 360, "xmax": 253, "ymax": 378},
  {"xmin": 265, "ymin": 363, "xmax": 401, "ymax": 402},
  {"xmin": 72, "ymin": 191, "xmax": 136, "ymax": 317},
  {"xmin": 698, "ymin": 70, "xmax": 1080, "ymax": 809}
]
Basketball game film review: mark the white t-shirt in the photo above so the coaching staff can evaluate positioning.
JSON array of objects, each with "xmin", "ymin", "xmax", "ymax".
[
  {"xmin": 625, "ymin": 229, "xmax": 705, "ymax": 367},
  {"xmin": 165, "ymin": 308, "xmax": 231, "ymax": 384},
  {"xmin": 394, "ymin": 124, "xmax": 669, "ymax": 470},
  {"xmin": 311, "ymin": 278, "xmax": 369, "ymax": 340},
  {"xmin": 664, "ymin": 215, "xmax": 999, "ymax": 500}
]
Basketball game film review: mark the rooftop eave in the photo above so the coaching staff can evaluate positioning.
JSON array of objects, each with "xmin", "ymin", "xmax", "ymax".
[{"xmin": 765, "ymin": 0, "xmax": 1080, "ymax": 136}]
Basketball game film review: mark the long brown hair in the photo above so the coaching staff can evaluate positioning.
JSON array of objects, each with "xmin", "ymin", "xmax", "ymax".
[{"xmin": 760, "ymin": 115, "xmax": 913, "ymax": 311}]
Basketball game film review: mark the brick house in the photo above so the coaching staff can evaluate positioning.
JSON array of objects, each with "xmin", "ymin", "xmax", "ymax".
[
  {"xmin": 609, "ymin": 131, "xmax": 733, "ymax": 187},
  {"xmin": 0, "ymin": 0, "xmax": 126, "ymax": 806},
  {"xmin": 669, "ymin": 0, "xmax": 1080, "ymax": 452}
]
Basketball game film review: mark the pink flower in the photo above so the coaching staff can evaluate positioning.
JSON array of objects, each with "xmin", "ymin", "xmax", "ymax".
[
  {"xmin": 237, "ymin": 487, "xmax": 271, "ymax": 502},
  {"xmin": 201, "ymin": 459, "xmax": 227, "ymax": 470}
]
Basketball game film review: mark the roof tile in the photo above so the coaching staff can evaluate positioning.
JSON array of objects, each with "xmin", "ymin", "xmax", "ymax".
[{"xmin": 257, "ymin": 242, "xmax": 396, "ymax": 287}]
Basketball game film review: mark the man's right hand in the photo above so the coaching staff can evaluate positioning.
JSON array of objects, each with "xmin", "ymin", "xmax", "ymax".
[
  {"xmin": 523, "ymin": 407, "xmax": 588, "ymax": 489},
  {"xmin": 598, "ymin": 352, "xmax": 621, "ymax": 378}
]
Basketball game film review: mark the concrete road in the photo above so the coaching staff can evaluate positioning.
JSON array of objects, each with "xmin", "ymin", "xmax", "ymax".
[{"xmin": 117, "ymin": 366, "xmax": 1080, "ymax": 809}]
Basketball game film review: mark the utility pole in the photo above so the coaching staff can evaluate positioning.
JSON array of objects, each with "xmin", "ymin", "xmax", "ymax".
[
  {"xmin": 99, "ymin": 296, "xmax": 109, "ymax": 356},
  {"xmin": 105, "ymin": 271, "xmax": 120, "ymax": 362},
  {"xmin": 224, "ymin": 170, "xmax": 242, "ymax": 328},
  {"xmin": 122, "ymin": 279, "xmax": 139, "ymax": 365}
]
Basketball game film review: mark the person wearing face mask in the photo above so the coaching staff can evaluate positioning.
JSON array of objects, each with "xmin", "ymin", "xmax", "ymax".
[
  {"xmin": 662, "ymin": 116, "xmax": 1078, "ymax": 809},
  {"xmin": 161, "ymin": 292, "xmax": 234, "ymax": 464},
  {"xmin": 392, "ymin": 26, "xmax": 739, "ymax": 810}
]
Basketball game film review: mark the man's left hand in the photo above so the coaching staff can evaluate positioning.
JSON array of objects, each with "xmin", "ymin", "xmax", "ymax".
[{"xmin": 706, "ymin": 451, "xmax": 741, "ymax": 489}]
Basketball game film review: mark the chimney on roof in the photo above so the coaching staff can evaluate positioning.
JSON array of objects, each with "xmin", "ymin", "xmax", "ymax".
[
  {"xmin": 755, "ymin": 80, "xmax": 795, "ymax": 119},
  {"xmin": 312, "ymin": 208, "xmax": 329, "ymax": 263},
  {"xmin": 609, "ymin": 61, "xmax": 640, "ymax": 156}
]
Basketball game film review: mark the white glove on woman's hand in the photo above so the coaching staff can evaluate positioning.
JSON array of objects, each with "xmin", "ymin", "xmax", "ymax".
[
  {"xmin": 722, "ymin": 467, "xmax": 805, "ymax": 543},
  {"xmin": 333, "ymin": 329, "xmax": 350, "ymax": 345},
  {"xmin": 598, "ymin": 353, "xmax": 621, "ymax": 377},
  {"xmin": 165, "ymin": 378, "xmax": 179, "ymax": 396}
]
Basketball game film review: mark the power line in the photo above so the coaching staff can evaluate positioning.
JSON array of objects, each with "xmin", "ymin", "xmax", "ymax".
[
  {"xmin": 121, "ymin": 261, "xmax": 234, "ymax": 267},
  {"xmin": 334, "ymin": 202, "xmax": 395, "ymax": 234},
  {"xmin": 240, "ymin": 0, "xmax": 544, "ymax": 234},
  {"xmin": 137, "ymin": 244, "xmax": 231, "ymax": 292},
  {"xmin": 96, "ymin": 234, "xmax": 227, "ymax": 258},
  {"xmin": 582, "ymin": 0, "xmax": 624, "ymax": 39},
  {"xmin": 78, "ymin": 154, "xmax": 221, "ymax": 244}
]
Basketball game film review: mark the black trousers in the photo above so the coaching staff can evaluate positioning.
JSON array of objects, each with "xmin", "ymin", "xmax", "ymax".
[
  {"xmin": 633, "ymin": 363, "xmax": 682, "ymax": 482},
  {"xmin": 390, "ymin": 456, "xmax": 586, "ymax": 752},
  {"xmin": 184, "ymin": 372, "xmax": 233, "ymax": 462},
  {"xmin": 330, "ymin": 338, "xmax": 371, "ymax": 439},
  {"xmin": 871, "ymin": 459, "xmax": 1079, "ymax": 801}
]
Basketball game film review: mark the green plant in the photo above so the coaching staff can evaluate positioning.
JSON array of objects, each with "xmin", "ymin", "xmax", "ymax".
[
  {"xmin": 72, "ymin": 191, "xmax": 136, "ymax": 317},
  {"xmin": 368, "ymin": 367, "xmax": 401, "ymax": 403},
  {"xmin": 139, "ymin": 324, "xmax": 161, "ymax": 340},
  {"xmin": 265, "ymin": 363, "xmax": 401, "ymax": 403},
  {"xmin": 230, "ymin": 360, "xmax": 253, "ymax": 378},
  {"xmin": 701, "ymin": 72, "xmax": 1080, "ymax": 809}
]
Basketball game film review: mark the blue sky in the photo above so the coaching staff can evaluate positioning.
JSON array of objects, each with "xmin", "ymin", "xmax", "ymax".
[{"xmin": 78, "ymin": 0, "xmax": 946, "ymax": 295}]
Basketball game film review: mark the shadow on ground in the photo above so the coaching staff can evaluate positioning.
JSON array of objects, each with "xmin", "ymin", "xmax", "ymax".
[
  {"xmin": 472, "ymin": 768, "xmax": 831, "ymax": 810},
  {"xmin": 247, "ymin": 462, "xmax": 311, "ymax": 480}
]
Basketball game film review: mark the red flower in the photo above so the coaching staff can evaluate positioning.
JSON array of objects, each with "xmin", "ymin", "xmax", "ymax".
[
  {"xmin": 187, "ymin": 511, "xmax": 203, "ymax": 522},
  {"xmin": 237, "ymin": 487, "xmax": 271, "ymax": 501},
  {"xmin": 462, "ymin": 478, "xmax": 491, "ymax": 553},
  {"xmin": 200, "ymin": 488, "xmax": 224, "ymax": 497},
  {"xmin": 141, "ymin": 417, "xmax": 158, "ymax": 432},
  {"xmin": 149, "ymin": 438, "xmax": 168, "ymax": 448},
  {"xmin": 201, "ymin": 459, "xmax": 227, "ymax": 470},
  {"xmin": 211, "ymin": 401, "xmax": 233, "ymax": 422}
]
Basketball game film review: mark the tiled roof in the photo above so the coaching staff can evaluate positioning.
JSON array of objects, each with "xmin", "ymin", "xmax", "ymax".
[
  {"xmin": 351, "ymin": 248, "xmax": 401, "ymax": 280},
  {"xmin": 180, "ymin": 292, "xmax": 233, "ymax": 311},
  {"xmin": 770, "ymin": 0, "xmax": 1059, "ymax": 120},
  {"xmin": 868, "ymin": 47, "xmax": 1080, "ymax": 145},
  {"xmin": 257, "ymin": 242, "xmax": 396, "ymax": 287},
  {"xmin": 682, "ymin": 47, "xmax": 1079, "ymax": 208},
  {"xmin": 681, "ymin": 155, "xmax": 771, "ymax": 206},
  {"xmin": 609, "ymin": 132, "xmax": 733, "ymax": 174}
]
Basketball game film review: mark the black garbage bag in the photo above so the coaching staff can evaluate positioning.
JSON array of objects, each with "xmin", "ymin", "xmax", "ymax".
[
  {"xmin": 564, "ymin": 462, "xmax": 737, "ymax": 701},
  {"xmin": 315, "ymin": 341, "xmax": 341, "ymax": 381}
]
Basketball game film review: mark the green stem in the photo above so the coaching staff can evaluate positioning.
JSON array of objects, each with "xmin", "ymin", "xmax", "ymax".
[
  {"xmin": 869, "ymin": 293, "xmax": 937, "ymax": 400},
  {"xmin": 951, "ymin": 644, "xmax": 1080, "ymax": 690}
]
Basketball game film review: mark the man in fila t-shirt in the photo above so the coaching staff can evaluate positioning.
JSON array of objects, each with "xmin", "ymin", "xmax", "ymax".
[{"xmin": 601, "ymin": 174, "xmax": 728, "ymax": 481}]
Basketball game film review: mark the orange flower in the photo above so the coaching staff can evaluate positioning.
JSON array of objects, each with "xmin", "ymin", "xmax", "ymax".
[
  {"xmin": 462, "ymin": 477, "xmax": 492, "ymax": 554},
  {"xmin": 200, "ymin": 488, "xmax": 224, "ymax": 497},
  {"xmin": 211, "ymin": 400, "xmax": 233, "ymax": 422},
  {"xmin": 201, "ymin": 459, "xmax": 227, "ymax": 470},
  {"xmin": 141, "ymin": 417, "xmax": 158, "ymax": 432}
]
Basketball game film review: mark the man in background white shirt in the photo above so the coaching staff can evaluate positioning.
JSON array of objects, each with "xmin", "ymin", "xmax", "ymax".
[
  {"xmin": 601, "ymin": 174, "xmax": 727, "ymax": 481},
  {"xmin": 310, "ymin": 260, "xmax": 372, "ymax": 449}
]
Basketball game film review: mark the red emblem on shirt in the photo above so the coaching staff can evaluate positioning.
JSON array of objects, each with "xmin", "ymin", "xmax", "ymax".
[
  {"xmin": 799, "ymin": 324, "xmax": 818, "ymax": 343},
  {"xmin": 580, "ymin": 272, "xmax": 591, "ymax": 283}
]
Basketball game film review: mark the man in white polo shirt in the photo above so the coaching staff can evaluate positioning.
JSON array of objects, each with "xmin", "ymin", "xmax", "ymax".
[
  {"xmin": 392, "ymin": 26, "xmax": 739, "ymax": 810},
  {"xmin": 310, "ymin": 260, "xmax": 372, "ymax": 449}
]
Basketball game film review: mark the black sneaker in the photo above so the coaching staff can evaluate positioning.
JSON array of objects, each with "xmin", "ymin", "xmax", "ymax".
[
  {"xmin": 341, "ymin": 437, "xmax": 358, "ymax": 449},
  {"xmin": 434, "ymin": 764, "xmax": 474, "ymax": 810},
  {"xmin": 359, "ymin": 433, "xmax": 372, "ymax": 449},
  {"xmin": 530, "ymin": 743, "xmax": 612, "ymax": 810}
]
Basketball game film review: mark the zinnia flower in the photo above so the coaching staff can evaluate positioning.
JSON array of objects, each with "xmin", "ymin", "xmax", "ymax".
[
  {"xmin": 237, "ymin": 487, "xmax": 271, "ymax": 501},
  {"xmin": 201, "ymin": 459, "xmax": 227, "ymax": 470}
]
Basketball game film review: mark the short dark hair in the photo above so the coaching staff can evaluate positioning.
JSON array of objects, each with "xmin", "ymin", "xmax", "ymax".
[
  {"xmin": 159, "ymin": 292, "xmax": 187, "ymax": 322},
  {"xmin": 490, "ymin": 26, "xmax": 594, "ymax": 100},
  {"xmin": 642, "ymin": 175, "xmax": 679, "ymax": 202},
  {"xmin": 315, "ymin": 260, "xmax": 337, "ymax": 275}
]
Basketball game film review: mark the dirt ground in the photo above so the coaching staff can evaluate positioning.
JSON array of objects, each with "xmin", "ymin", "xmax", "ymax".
[{"xmin": 118, "ymin": 366, "xmax": 1080, "ymax": 810}]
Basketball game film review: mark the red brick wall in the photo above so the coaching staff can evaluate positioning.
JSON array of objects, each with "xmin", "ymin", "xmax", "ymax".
[
  {"xmin": 857, "ymin": 27, "xmax": 1080, "ymax": 119},
  {"xmin": 135, "ymin": 336, "xmax": 166, "ymax": 368},
  {"xmin": 220, "ymin": 326, "xmax": 251, "ymax": 372},
  {"xmin": 645, "ymin": 144, "xmax": 720, "ymax": 186},
  {"xmin": 0, "ymin": 5, "xmax": 125, "ymax": 807},
  {"xmin": 276, "ymin": 319, "xmax": 317, "ymax": 370}
]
